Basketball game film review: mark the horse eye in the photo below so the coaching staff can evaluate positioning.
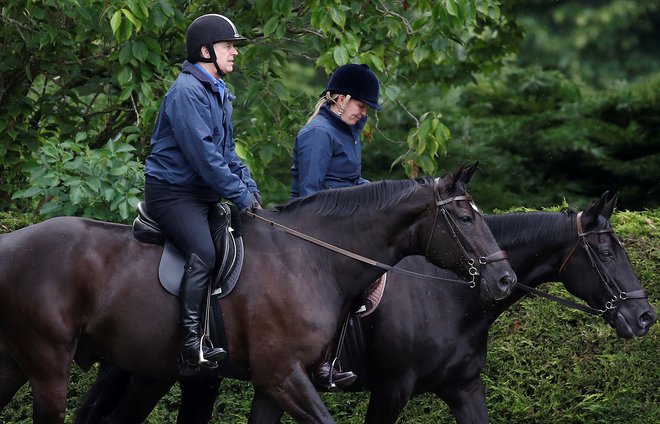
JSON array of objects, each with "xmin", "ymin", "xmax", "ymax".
[
  {"xmin": 459, "ymin": 215, "xmax": 473, "ymax": 224},
  {"xmin": 600, "ymin": 249, "xmax": 613, "ymax": 259}
]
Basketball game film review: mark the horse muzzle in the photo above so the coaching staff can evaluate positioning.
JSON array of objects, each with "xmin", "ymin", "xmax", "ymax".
[
  {"xmin": 607, "ymin": 302, "xmax": 657, "ymax": 339},
  {"xmin": 480, "ymin": 269, "xmax": 516, "ymax": 302}
]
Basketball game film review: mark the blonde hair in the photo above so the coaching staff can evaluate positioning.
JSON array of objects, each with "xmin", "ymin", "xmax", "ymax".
[{"xmin": 306, "ymin": 92, "xmax": 351, "ymax": 124}]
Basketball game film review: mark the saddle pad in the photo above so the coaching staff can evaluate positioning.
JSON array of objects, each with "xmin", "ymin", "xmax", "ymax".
[
  {"xmin": 357, "ymin": 273, "xmax": 388, "ymax": 317},
  {"xmin": 158, "ymin": 237, "xmax": 244, "ymax": 299}
]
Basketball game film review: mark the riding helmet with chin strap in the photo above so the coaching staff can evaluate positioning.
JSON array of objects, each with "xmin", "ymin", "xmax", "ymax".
[
  {"xmin": 186, "ymin": 14, "xmax": 247, "ymax": 75},
  {"xmin": 323, "ymin": 63, "xmax": 382, "ymax": 110}
]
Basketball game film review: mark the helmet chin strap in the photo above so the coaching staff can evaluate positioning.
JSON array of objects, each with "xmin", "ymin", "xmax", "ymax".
[{"xmin": 202, "ymin": 44, "xmax": 226, "ymax": 78}]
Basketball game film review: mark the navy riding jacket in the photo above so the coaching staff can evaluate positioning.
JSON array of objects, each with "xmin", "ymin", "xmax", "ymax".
[
  {"xmin": 145, "ymin": 61, "xmax": 258, "ymax": 211},
  {"xmin": 290, "ymin": 105, "xmax": 369, "ymax": 198}
]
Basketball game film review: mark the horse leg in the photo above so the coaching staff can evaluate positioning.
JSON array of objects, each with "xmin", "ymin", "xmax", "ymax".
[
  {"xmin": 99, "ymin": 374, "xmax": 175, "ymax": 424},
  {"xmin": 0, "ymin": 348, "xmax": 27, "ymax": 409},
  {"xmin": 73, "ymin": 362, "xmax": 132, "ymax": 424},
  {"xmin": 440, "ymin": 377, "xmax": 489, "ymax": 424},
  {"xmin": 178, "ymin": 378, "xmax": 222, "ymax": 424},
  {"xmin": 248, "ymin": 389, "xmax": 285, "ymax": 424},
  {"xmin": 22, "ymin": 346, "xmax": 74, "ymax": 423},
  {"xmin": 253, "ymin": 365, "xmax": 334, "ymax": 423},
  {"xmin": 363, "ymin": 377, "xmax": 414, "ymax": 424}
]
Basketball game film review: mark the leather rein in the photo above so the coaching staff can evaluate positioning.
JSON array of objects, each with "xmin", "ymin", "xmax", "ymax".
[
  {"xmin": 515, "ymin": 211, "xmax": 648, "ymax": 316},
  {"xmin": 245, "ymin": 187, "xmax": 507, "ymax": 288}
]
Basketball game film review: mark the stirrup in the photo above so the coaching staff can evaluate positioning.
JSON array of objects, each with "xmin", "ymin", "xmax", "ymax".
[{"xmin": 200, "ymin": 334, "xmax": 226, "ymax": 362}]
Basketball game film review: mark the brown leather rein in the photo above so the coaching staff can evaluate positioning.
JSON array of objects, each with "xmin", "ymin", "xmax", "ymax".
[{"xmin": 245, "ymin": 192, "xmax": 507, "ymax": 288}]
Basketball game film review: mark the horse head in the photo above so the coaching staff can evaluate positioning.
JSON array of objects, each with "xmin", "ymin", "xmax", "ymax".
[
  {"xmin": 423, "ymin": 162, "xmax": 516, "ymax": 302},
  {"xmin": 560, "ymin": 191, "xmax": 656, "ymax": 338}
]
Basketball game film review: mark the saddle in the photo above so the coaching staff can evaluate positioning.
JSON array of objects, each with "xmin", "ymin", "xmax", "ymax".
[{"xmin": 132, "ymin": 201, "xmax": 244, "ymax": 298}]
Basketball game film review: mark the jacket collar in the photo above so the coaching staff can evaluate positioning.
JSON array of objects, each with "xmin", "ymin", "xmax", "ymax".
[{"xmin": 182, "ymin": 61, "xmax": 225, "ymax": 95}]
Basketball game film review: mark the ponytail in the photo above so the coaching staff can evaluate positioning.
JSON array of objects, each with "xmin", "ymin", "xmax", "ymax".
[{"xmin": 306, "ymin": 92, "xmax": 350, "ymax": 124}]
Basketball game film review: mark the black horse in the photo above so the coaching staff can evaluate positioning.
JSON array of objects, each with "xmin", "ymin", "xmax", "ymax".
[
  {"xmin": 73, "ymin": 192, "xmax": 655, "ymax": 423},
  {"xmin": 0, "ymin": 164, "xmax": 516, "ymax": 423}
]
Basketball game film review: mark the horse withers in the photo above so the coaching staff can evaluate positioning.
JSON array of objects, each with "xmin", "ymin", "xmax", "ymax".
[
  {"xmin": 73, "ymin": 192, "xmax": 655, "ymax": 424},
  {"xmin": 0, "ymin": 163, "xmax": 515, "ymax": 423}
]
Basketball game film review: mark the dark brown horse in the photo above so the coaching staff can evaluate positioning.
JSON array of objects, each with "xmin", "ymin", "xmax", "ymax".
[
  {"xmin": 0, "ymin": 164, "xmax": 516, "ymax": 423},
  {"xmin": 72, "ymin": 192, "xmax": 655, "ymax": 423}
]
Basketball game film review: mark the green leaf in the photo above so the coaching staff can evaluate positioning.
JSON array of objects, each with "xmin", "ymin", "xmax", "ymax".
[
  {"xmin": 413, "ymin": 46, "xmax": 430, "ymax": 65},
  {"xmin": 132, "ymin": 41, "xmax": 149, "ymax": 62},
  {"xmin": 11, "ymin": 186, "xmax": 42, "ymax": 200},
  {"xmin": 118, "ymin": 44, "xmax": 132, "ymax": 65},
  {"xmin": 446, "ymin": 0, "xmax": 459, "ymax": 17},
  {"xmin": 117, "ymin": 67, "xmax": 133, "ymax": 85},
  {"xmin": 121, "ymin": 8, "xmax": 140, "ymax": 31},
  {"xmin": 158, "ymin": 0, "xmax": 174, "ymax": 17},
  {"xmin": 235, "ymin": 144, "xmax": 247, "ymax": 160},
  {"xmin": 110, "ymin": 165, "xmax": 129, "ymax": 176},
  {"xmin": 114, "ymin": 143, "xmax": 137, "ymax": 153},
  {"xmin": 332, "ymin": 46, "xmax": 349, "ymax": 66},
  {"xmin": 328, "ymin": 6, "xmax": 346, "ymax": 28},
  {"xmin": 110, "ymin": 10, "xmax": 122, "ymax": 34},
  {"xmin": 263, "ymin": 16, "xmax": 279, "ymax": 36}
]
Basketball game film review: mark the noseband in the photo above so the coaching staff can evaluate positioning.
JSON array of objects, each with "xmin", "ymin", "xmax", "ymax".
[
  {"xmin": 425, "ymin": 190, "xmax": 508, "ymax": 288},
  {"xmin": 558, "ymin": 211, "xmax": 648, "ymax": 315}
]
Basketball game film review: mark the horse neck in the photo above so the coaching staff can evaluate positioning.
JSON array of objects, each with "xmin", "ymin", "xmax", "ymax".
[
  {"xmin": 485, "ymin": 211, "xmax": 576, "ymax": 319},
  {"xmin": 276, "ymin": 184, "xmax": 432, "ymax": 300}
]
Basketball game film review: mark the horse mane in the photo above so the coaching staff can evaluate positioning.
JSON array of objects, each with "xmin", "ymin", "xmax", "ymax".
[
  {"xmin": 485, "ymin": 210, "xmax": 577, "ymax": 249},
  {"xmin": 277, "ymin": 177, "xmax": 435, "ymax": 217}
]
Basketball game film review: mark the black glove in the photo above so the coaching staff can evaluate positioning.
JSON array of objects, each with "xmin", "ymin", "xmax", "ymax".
[
  {"xmin": 252, "ymin": 191, "xmax": 262, "ymax": 206},
  {"xmin": 242, "ymin": 193, "xmax": 261, "ymax": 214}
]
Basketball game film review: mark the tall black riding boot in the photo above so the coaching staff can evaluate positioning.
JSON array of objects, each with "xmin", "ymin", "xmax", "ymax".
[{"xmin": 178, "ymin": 253, "xmax": 226, "ymax": 376}]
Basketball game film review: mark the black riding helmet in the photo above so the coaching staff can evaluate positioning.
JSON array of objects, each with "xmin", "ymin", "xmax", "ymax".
[
  {"xmin": 186, "ymin": 14, "xmax": 247, "ymax": 75},
  {"xmin": 323, "ymin": 63, "xmax": 382, "ymax": 110}
]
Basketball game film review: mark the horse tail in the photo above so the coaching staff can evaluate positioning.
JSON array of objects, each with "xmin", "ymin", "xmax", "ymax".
[{"xmin": 72, "ymin": 360, "xmax": 131, "ymax": 424}]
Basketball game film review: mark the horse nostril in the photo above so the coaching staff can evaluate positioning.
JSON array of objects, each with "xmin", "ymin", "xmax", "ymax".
[
  {"xmin": 640, "ymin": 310, "xmax": 657, "ymax": 328},
  {"xmin": 498, "ymin": 274, "xmax": 514, "ymax": 293}
]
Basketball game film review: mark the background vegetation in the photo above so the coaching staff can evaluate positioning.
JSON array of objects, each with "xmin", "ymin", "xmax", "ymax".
[
  {"xmin": 1, "ymin": 0, "xmax": 658, "ymax": 422},
  {"xmin": 2, "ymin": 0, "xmax": 658, "ymax": 219}
]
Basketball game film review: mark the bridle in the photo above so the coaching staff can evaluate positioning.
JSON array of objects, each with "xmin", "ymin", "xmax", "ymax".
[
  {"xmin": 556, "ymin": 211, "xmax": 649, "ymax": 314},
  {"xmin": 517, "ymin": 211, "xmax": 648, "ymax": 316},
  {"xmin": 425, "ymin": 190, "xmax": 508, "ymax": 287},
  {"xmin": 246, "ymin": 183, "xmax": 506, "ymax": 288}
]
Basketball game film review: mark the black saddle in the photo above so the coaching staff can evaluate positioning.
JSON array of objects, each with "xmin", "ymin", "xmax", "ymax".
[{"xmin": 132, "ymin": 201, "xmax": 244, "ymax": 299}]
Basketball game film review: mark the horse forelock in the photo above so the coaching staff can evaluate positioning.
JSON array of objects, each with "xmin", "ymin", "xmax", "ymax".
[
  {"xmin": 277, "ymin": 178, "xmax": 435, "ymax": 217},
  {"xmin": 485, "ymin": 210, "xmax": 577, "ymax": 249}
]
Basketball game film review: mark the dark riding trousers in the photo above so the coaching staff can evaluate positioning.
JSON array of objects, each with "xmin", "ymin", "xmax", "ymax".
[{"xmin": 145, "ymin": 177, "xmax": 221, "ymax": 268}]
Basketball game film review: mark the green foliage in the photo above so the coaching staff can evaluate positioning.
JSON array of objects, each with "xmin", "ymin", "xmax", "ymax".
[
  {"xmin": 1, "ymin": 0, "xmax": 519, "ymax": 212},
  {"xmin": 513, "ymin": 0, "xmax": 660, "ymax": 86},
  {"xmin": 0, "ymin": 0, "xmax": 185, "ymax": 212},
  {"xmin": 435, "ymin": 67, "xmax": 660, "ymax": 212},
  {"xmin": 11, "ymin": 137, "xmax": 144, "ymax": 222}
]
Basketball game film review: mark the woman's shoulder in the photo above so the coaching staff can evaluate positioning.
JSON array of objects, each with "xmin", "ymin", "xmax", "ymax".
[{"xmin": 297, "ymin": 118, "xmax": 335, "ymax": 140}]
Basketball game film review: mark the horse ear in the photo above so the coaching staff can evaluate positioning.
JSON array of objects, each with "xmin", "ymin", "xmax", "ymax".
[
  {"xmin": 458, "ymin": 162, "xmax": 479, "ymax": 185},
  {"xmin": 581, "ymin": 193, "xmax": 608, "ymax": 231},
  {"xmin": 602, "ymin": 191, "xmax": 618, "ymax": 220}
]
